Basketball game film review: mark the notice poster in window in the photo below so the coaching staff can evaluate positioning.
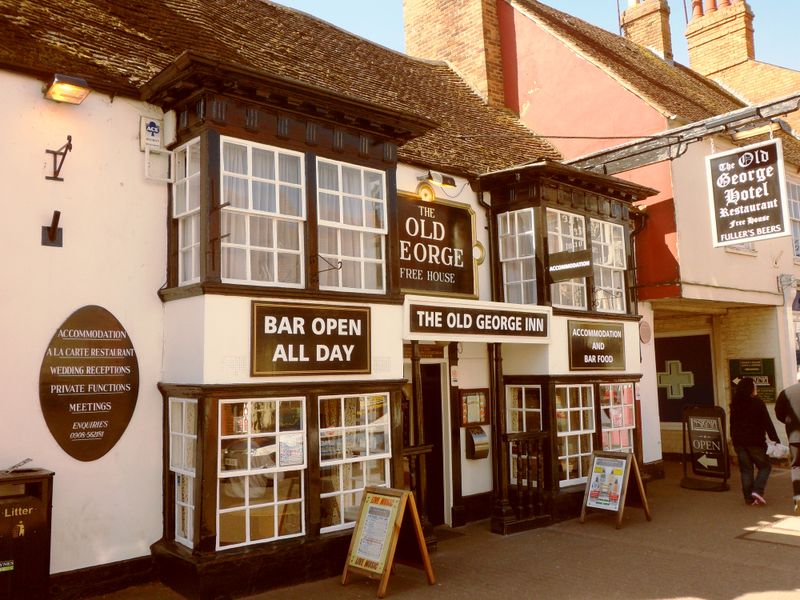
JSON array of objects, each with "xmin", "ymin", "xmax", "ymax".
[{"xmin": 279, "ymin": 433, "xmax": 304, "ymax": 467}]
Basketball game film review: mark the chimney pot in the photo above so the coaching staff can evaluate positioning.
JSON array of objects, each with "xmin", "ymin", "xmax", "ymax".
[
  {"xmin": 704, "ymin": 0, "xmax": 717, "ymax": 12},
  {"xmin": 691, "ymin": 0, "xmax": 704, "ymax": 19}
]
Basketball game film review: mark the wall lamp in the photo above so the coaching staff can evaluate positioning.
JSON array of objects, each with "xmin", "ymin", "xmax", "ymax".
[
  {"xmin": 44, "ymin": 74, "xmax": 91, "ymax": 105},
  {"xmin": 418, "ymin": 170, "xmax": 456, "ymax": 188}
]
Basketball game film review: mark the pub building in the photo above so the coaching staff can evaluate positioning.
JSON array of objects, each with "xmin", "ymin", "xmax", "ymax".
[{"xmin": 1, "ymin": 2, "xmax": 658, "ymax": 599}]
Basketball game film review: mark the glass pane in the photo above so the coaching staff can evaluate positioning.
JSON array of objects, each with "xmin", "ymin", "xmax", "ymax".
[
  {"xmin": 223, "ymin": 175, "xmax": 248, "ymax": 209},
  {"xmin": 344, "ymin": 491, "xmax": 363, "ymax": 523},
  {"xmin": 318, "ymin": 226, "xmax": 338, "ymax": 254},
  {"xmin": 343, "ymin": 196, "xmax": 363, "ymax": 226},
  {"xmin": 569, "ymin": 410, "xmax": 581, "ymax": 432},
  {"xmin": 363, "ymin": 232, "xmax": 382, "ymax": 259},
  {"xmin": 365, "ymin": 200, "xmax": 384, "ymax": 228},
  {"xmin": 252, "ymin": 401, "xmax": 276, "ymax": 434},
  {"xmin": 319, "ymin": 398, "xmax": 341, "ymax": 429},
  {"xmin": 185, "ymin": 402, "xmax": 197, "ymax": 434},
  {"xmin": 369, "ymin": 428, "xmax": 387, "ymax": 454},
  {"xmin": 277, "ymin": 471, "xmax": 301, "ymax": 501},
  {"xmin": 346, "ymin": 430, "xmax": 366, "ymax": 458},
  {"xmin": 170, "ymin": 403, "xmax": 183, "ymax": 433},
  {"xmin": 279, "ymin": 154, "xmax": 301, "ymax": 184},
  {"xmin": 250, "ymin": 505, "xmax": 276, "ymax": 541},
  {"xmin": 582, "ymin": 408, "xmax": 594, "ymax": 430},
  {"xmin": 367, "ymin": 396, "xmax": 387, "ymax": 424},
  {"xmin": 320, "ymin": 496, "xmax": 342, "ymax": 528},
  {"xmin": 170, "ymin": 434, "xmax": 182, "ymax": 470},
  {"xmin": 525, "ymin": 389, "xmax": 540, "ymax": 410},
  {"xmin": 249, "ymin": 473, "xmax": 273, "ymax": 504},
  {"xmin": 341, "ymin": 230, "xmax": 360, "ymax": 257},
  {"xmin": 319, "ymin": 192, "xmax": 340, "ymax": 222},
  {"xmin": 252, "ymin": 147, "xmax": 275, "ymax": 179},
  {"xmin": 222, "ymin": 211, "xmax": 247, "ymax": 245},
  {"xmin": 320, "ymin": 465, "xmax": 341, "ymax": 493},
  {"xmin": 218, "ymin": 510, "xmax": 246, "ymax": 546},
  {"xmin": 363, "ymin": 263, "xmax": 383, "ymax": 291},
  {"xmin": 344, "ymin": 461, "xmax": 364, "ymax": 490},
  {"xmin": 342, "ymin": 166, "xmax": 362, "ymax": 195},
  {"xmin": 252, "ymin": 181, "xmax": 276, "ymax": 213},
  {"xmin": 184, "ymin": 437, "xmax": 196, "ymax": 470},
  {"xmin": 280, "ymin": 186, "xmax": 302, "ymax": 217},
  {"xmin": 318, "ymin": 161, "xmax": 339, "ymax": 191},
  {"xmin": 222, "ymin": 247, "xmax": 247, "ymax": 280},
  {"xmin": 525, "ymin": 412, "xmax": 540, "ymax": 432},
  {"xmin": 280, "ymin": 401, "xmax": 303, "ymax": 431},
  {"xmin": 221, "ymin": 439, "xmax": 248, "ymax": 472},
  {"xmin": 250, "ymin": 215, "xmax": 272, "ymax": 248},
  {"xmin": 219, "ymin": 478, "xmax": 245, "ymax": 509},
  {"xmin": 320, "ymin": 431, "xmax": 342, "ymax": 462},
  {"xmin": 366, "ymin": 460, "xmax": 386, "ymax": 486},
  {"xmin": 187, "ymin": 175, "xmax": 200, "ymax": 212},
  {"xmin": 345, "ymin": 397, "xmax": 365, "ymax": 426},
  {"xmin": 278, "ymin": 502, "xmax": 302, "ymax": 536},
  {"xmin": 223, "ymin": 142, "xmax": 247, "ymax": 174},
  {"xmin": 278, "ymin": 433, "xmax": 304, "ymax": 467},
  {"xmin": 277, "ymin": 220, "xmax": 299, "ymax": 250},
  {"xmin": 277, "ymin": 253, "xmax": 300, "ymax": 284},
  {"xmin": 364, "ymin": 170, "xmax": 383, "ymax": 199},
  {"xmin": 250, "ymin": 436, "xmax": 277, "ymax": 470}
]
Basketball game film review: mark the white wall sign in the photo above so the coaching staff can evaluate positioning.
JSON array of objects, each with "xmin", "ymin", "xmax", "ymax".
[{"xmin": 706, "ymin": 139, "xmax": 789, "ymax": 247}]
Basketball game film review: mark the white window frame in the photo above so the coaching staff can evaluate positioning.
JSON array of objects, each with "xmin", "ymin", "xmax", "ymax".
[
  {"xmin": 219, "ymin": 137, "xmax": 306, "ymax": 288},
  {"xmin": 498, "ymin": 208, "xmax": 537, "ymax": 304},
  {"xmin": 600, "ymin": 383, "xmax": 636, "ymax": 453},
  {"xmin": 316, "ymin": 158, "xmax": 387, "ymax": 293},
  {"xmin": 318, "ymin": 393, "xmax": 391, "ymax": 533},
  {"xmin": 169, "ymin": 397, "xmax": 198, "ymax": 548},
  {"xmin": 506, "ymin": 385, "xmax": 543, "ymax": 486},
  {"xmin": 547, "ymin": 208, "xmax": 588, "ymax": 310},
  {"xmin": 555, "ymin": 384, "xmax": 594, "ymax": 487},
  {"xmin": 217, "ymin": 397, "xmax": 306, "ymax": 550},
  {"xmin": 173, "ymin": 138, "xmax": 201, "ymax": 286},
  {"xmin": 788, "ymin": 178, "xmax": 800, "ymax": 259},
  {"xmin": 590, "ymin": 219, "xmax": 627, "ymax": 314}
]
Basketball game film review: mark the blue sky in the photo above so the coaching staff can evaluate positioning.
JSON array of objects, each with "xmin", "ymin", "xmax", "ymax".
[{"xmin": 272, "ymin": 0, "xmax": 800, "ymax": 71}]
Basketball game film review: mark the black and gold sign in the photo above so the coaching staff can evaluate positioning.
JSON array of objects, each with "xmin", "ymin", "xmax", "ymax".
[
  {"xmin": 39, "ymin": 306, "xmax": 139, "ymax": 462},
  {"xmin": 410, "ymin": 303, "xmax": 548, "ymax": 339},
  {"xmin": 398, "ymin": 194, "xmax": 476, "ymax": 297},
  {"xmin": 568, "ymin": 320, "xmax": 625, "ymax": 370},
  {"xmin": 251, "ymin": 302, "xmax": 370, "ymax": 376}
]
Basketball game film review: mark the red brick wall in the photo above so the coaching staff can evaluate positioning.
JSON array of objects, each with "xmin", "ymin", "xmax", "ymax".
[{"xmin": 403, "ymin": 0, "xmax": 505, "ymax": 107}]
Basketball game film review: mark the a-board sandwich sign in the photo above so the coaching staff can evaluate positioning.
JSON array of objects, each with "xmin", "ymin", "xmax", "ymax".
[
  {"xmin": 706, "ymin": 139, "xmax": 789, "ymax": 247},
  {"xmin": 683, "ymin": 405, "xmax": 730, "ymax": 480}
]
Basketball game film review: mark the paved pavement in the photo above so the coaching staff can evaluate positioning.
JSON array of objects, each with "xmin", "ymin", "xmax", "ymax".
[{"xmin": 92, "ymin": 460, "xmax": 800, "ymax": 600}]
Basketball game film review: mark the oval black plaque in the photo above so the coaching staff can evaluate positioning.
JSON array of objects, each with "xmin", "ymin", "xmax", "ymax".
[{"xmin": 38, "ymin": 306, "xmax": 139, "ymax": 461}]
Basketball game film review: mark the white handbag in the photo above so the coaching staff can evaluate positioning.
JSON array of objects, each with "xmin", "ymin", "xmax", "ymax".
[{"xmin": 767, "ymin": 440, "xmax": 790, "ymax": 459}]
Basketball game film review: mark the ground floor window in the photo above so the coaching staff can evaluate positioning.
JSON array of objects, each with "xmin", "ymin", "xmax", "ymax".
[
  {"xmin": 555, "ymin": 384, "xmax": 594, "ymax": 486},
  {"xmin": 169, "ymin": 398, "xmax": 197, "ymax": 548},
  {"xmin": 600, "ymin": 383, "xmax": 635, "ymax": 452},
  {"xmin": 217, "ymin": 397, "xmax": 306, "ymax": 550},
  {"xmin": 506, "ymin": 385, "xmax": 543, "ymax": 485},
  {"xmin": 319, "ymin": 393, "xmax": 391, "ymax": 532}
]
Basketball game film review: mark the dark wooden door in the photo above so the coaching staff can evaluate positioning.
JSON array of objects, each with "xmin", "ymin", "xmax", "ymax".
[{"xmin": 421, "ymin": 363, "xmax": 445, "ymax": 525}]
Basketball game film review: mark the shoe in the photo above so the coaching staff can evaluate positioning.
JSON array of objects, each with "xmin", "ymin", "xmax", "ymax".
[{"xmin": 751, "ymin": 492, "xmax": 766, "ymax": 505}]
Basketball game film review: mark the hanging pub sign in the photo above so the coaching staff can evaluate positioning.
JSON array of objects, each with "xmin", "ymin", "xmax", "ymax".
[
  {"xmin": 547, "ymin": 249, "xmax": 593, "ymax": 283},
  {"xmin": 706, "ymin": 139, "xmax": 789, "ymax": 247},
  {"xmin": 568, "ymin": 320, "xmax": 625, "ymax": 370},
  {"xmin": 251, "ymin": 302, "xmax": 370, "ymax": 376},
  {"xmin": 398, "ymin": 193, "xmax": 477, "ymax": 298},
  {"xmin": 38, "ymin": 305, "xmax": 139, "ymax": 462}
]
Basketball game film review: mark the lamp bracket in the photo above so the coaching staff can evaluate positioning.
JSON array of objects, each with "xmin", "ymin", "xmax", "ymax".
[
  {"xmin": 312, "ymin": 254, "xmax": 343, "ymax": 275},
  {"xmin": 46, "ymin": 135, "xmax": 73, "ymax": 181}
]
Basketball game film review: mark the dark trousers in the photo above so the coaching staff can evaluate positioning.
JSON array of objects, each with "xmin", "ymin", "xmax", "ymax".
[{"xmin": 735, "ymin": 445, "xmax": 771, "ymax": 502}]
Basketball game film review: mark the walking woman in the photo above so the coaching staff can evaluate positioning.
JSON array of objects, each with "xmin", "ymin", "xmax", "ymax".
[{"xmin": 730, "ymin": 377, "xmax": 780, "ymax": 505}]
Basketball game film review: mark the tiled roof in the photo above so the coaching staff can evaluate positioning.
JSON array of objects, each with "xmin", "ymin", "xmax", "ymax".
[
  {"xmin": 514, "ymin": 0, "xmax": 745, "ymax": 122},
  {"xmin": 0, "ymin": 0, "xmax": 561, "ymax": 176}
]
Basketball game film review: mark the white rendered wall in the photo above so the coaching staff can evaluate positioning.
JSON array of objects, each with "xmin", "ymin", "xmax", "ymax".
[
  {"xmin": 0, "ymin": 72, "xmax": 166, "ymax": 573},
  {"xmin": 637, "ymin": 303, "xmax": 662, "ymax": 463}
]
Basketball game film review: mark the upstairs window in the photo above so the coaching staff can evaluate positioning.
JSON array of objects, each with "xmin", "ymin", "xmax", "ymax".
[
  {"xmin": 788, "ymin": 179, "xmax": 800, "ymax": 259},
  {"xmin": 547, "ymin": 209, "xmax": 587, "ymax": 310},
  {"xmin": 591, "ymin": 219, "xmax": 626, "ymax": 313},
  {"xmin": 173, "ymin": 139, "xmax": 201, "ymax": 285},
  {"xmin": 498, "ymin": 208, "xmax": 537, "ymax": 304},
  {"xmin": 317, "ymin": 159, "xmax": 387, "ymax": 293},
  {"xmin": 220, "ymin": 138, "xmax": 305, "ymax": 287}
]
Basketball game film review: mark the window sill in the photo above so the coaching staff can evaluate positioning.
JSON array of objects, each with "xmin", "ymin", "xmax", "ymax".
[{"xmin": 159, "ymin": 282, "xmax": 405, "ymax": 305}]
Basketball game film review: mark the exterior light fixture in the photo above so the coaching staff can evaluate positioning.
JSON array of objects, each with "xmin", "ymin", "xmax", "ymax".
[
  {"xmin": 44, "ymin": 74, "xmax": 91, "ymax": 105},
  {"xmin": 417, "ymin": 181, "xmax": 436, "ymax": 202},
  {"xmin": 418, "ymin": 170, "xmax": 456, "ymax": 188}
]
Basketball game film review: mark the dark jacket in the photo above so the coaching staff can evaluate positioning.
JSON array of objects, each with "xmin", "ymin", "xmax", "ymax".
[
  {"xmin": 775, "ymin": 382, "xmax": 800, "ymax": 442},
  {"xmin": 730, "ymin": 395, "xmax": 780, "ymax": 448}
]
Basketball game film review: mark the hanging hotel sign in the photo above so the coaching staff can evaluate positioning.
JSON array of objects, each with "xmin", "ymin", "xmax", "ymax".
[
  {"xmin": 398, "ymin": 194, "xmax": 477, "ymax": 298},
  {"xmin": 408, "ymin": 301, "xmax": 549, "ymax": 343},
  {"xmin": 548, "ymin": 249, "xmax": 593, "ymax": 283},
  {"xmin": 38, "ymin": 305, "xmax": 139, "ymax": 462},
  {"xmin": 706, "ymin": 139, "xmax": 789, "ymax": 247},
  {"xmin": 251, "ymin": 302, "xmax": 370, "ymax": 376},
  {"xmin": 568, "ymin": 320, "xmax": 625, "ymax": 370}
]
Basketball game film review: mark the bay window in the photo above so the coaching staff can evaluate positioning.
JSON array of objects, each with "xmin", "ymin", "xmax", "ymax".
[
  {"xmin": 317, "ymin": 159, "xmax": 387, "ymax": 293},
  {"xmin": 220, "ymin": 138, "xmax": 305, "ymax": 287},
  {"xmin": 173, "ymin": 139, "xmax": 201, "ymax": 285},
  {"xmin": 591, "ymin": 219, "xmax": 626, "ymax": 313},
  {"xmin": 217, "ymin": 398, "xmax": 306, "ymax": 549},
  {"xmin": 555, "ymin": 384, "xmax": 594, "ymax": 486},
  {"xmin": 498, "ymin": 208, "xmax": 537, "ymax": 304},
  {"xmin": 169, "ymin": 397, "xmax": 198, "ymax": 548},
  {"xmin": 318, "ymin": 393, "xmax": 391, "ymax": 532},
  {"xmin": 600, "ymin": 383, "xmax": 635, "ymax": 452},
  {"xmin": 547, "ymin": 209, "xmax": 587, "ymax": 310}
]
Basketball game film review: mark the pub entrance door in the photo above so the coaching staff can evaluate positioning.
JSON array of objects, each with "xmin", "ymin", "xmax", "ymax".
[{"xmin": 420, "ymin": 363, "xmax": 445, "ymax": 526}]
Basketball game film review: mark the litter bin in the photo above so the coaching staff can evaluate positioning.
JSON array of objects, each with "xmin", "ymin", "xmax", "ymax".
[{"xmin": 0, "ymin": 468, "xmax": 54, "ymax": 599}]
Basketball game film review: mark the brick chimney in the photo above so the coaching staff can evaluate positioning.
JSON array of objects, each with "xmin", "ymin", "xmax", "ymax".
[
  {"xmin": 685, "ymin": 0, "xmax": 754, "ymax": 77},
  {"xmin": 403, "ymin": 0, "xmax": 506, "ymax": 107},
  {"xmin": 621, "ymin": 0, "xmax": 673, "ymax": 61}
]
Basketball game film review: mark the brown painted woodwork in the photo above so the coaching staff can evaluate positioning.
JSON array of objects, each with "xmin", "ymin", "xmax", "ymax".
[{"xmin": 447, "ymin": 342, "xmax": 466, "ymax": 526}]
